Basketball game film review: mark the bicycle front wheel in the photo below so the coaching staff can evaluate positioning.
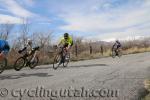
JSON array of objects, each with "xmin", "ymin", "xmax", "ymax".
[
  {"xmin": 53, "ymin": 54, "xmax": 62, "ymax": 70},
  {"xmin": 112, "ymin": 50, "xmax": 116, "ymax": 58},
  {"xmin": 117, "ymin": 50, "xmax": 122, "ymax": 58},
  {"xmin": 13, "ymin": 57, "xmax": 25, "ymax": 71},
  {"xmin": 0, "ymin": 58, "xmax": 7, "ymax": 74},
  {"xmin": 63, "ymin": 53, "xmax": 70, "ymax": 67}
]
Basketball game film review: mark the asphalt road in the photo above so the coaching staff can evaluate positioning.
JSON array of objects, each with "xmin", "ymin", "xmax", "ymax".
[{"xmin": 0, "ymin": 52, "xmax": 150, "ymax": 100}]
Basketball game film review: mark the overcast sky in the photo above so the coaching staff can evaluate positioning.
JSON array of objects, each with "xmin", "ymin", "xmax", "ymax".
[{"xmin": 0, "ymin": 0, "xmax": 150, "ymax": 42}]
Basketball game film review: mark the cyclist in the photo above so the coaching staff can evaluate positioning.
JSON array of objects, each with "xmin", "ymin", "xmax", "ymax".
[
  {"xmin": 19, "ymin": 39, "xmax": 33, "ymax": 54},
  {"xmin": 112, "ymin": 40, "xmax": 122, "ymax": 55},
  {"xmin": 26, "ymin": 39, "xmax": 33, "ymax": 54},
  {"xmin": 58, "ymin": 33, "xmax": 73, "ymax": 60},
  {"xmin": 19, "ymin": 39, "xmax": 36, "ymax": 63},
  {"xmin": 0, "ymin": 39, "xmax": 10, "ymax": 60}
]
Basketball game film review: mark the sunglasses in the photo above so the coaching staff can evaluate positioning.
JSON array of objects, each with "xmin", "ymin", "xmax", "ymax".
[{"xmin": 64, "ymin": 37, "xmax": 68, "ymax": 39}]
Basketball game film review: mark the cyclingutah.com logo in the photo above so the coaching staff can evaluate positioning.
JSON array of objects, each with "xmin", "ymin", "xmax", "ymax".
[{"xmin": 0, "ymin": 86, "xmax": 119, "ymax": 99}]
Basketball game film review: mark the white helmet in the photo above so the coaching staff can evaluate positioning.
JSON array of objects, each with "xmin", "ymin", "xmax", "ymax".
[{"xmin": 27, "ymin": 39, "xmax": 32, "ymax": 45}]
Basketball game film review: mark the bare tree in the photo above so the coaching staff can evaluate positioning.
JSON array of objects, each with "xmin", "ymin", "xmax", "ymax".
[
  {"xmin": 0, "ymin": 23, "xmax": 14, "ymax": 40},
  {"xmin": 15, "ymin": 18, "xmax": 30, "ymax": 48},
  {"xmin": 73, "ymin": 36, "xmax": 83, "ymax": 44},
  {"xmin": 32, "ymin": 31, "xmax": 53, "ymax": 48}
]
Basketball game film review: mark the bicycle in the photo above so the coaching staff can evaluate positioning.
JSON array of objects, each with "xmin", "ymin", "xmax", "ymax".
[
  {"xmin": 53, "ymin": 46, "xmax": 70, "ymax": 70},
  {"xmin": 13, "ymin": 46, "xmax": 39, "ymax": 71},
  {"xmin": 0, "ymin": 57, "xmax": 7, "ymax": 74},
  {"xmin": 112, "ymin": 48, "xmax": 122, "ymax": 58}
]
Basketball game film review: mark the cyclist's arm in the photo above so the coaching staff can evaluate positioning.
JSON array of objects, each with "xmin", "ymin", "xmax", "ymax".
[
  {"xmin": 119, "ymin": 43, "xmax": 122, "ymax": 47},
  {"xmin": 58, "ymin": 42, "xmax": 62, "ymax": 46},
  {"xmin": 19, "ymin": 47, "xmax": 27, "ymax": 53},
  {"xmin": 68, "ymin": 37, "xmax": 73, "ymax": 46},
  {"xmin": 112, "ymin": 43, "xmax": 116, "ymax": 50},
  {"xmin": 66, "ymin": 37, "xmax": 72, "ymax": 50},
  {"xmin": 58, "ymin": 38, "xmax": 64, "ymax": 46},
  {"xmin": 22, "ymin": 47, "xmax": 27, "ymax": 51}
]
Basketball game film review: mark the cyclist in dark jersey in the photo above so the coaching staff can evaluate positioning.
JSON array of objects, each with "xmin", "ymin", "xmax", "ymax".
[{"xmin": 112, "ymin": 40, "xmax": 122, "ymax": 55}]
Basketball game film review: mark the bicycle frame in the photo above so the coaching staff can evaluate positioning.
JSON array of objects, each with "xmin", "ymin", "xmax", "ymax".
[{"xmin": 53, "ymin": 46, "xmax": 70, "ymax": 69}]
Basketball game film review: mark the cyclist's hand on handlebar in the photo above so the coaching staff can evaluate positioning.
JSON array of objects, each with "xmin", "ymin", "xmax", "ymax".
[
  {"xmin": 58, "ymin": 45, "xmax": 63, "ymax": 48},
  {"xmin": 65, "ymin": 47, "xmax": 69, "ymax": 51},
  {"xmin": 18, "ymin": 50, "xmax": 22, "ymax": 54}
]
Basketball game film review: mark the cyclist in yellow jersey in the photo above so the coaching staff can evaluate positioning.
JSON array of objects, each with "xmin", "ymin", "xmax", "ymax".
[{"xmin": 58, "ymin": 33, "xmax": 73, "ymax": 52}]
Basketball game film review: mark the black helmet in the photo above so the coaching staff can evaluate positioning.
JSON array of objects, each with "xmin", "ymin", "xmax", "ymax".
[
  {"xmin": 116, "ymin": 40, "xmax": 119, "ymax": 43},
  {"xmin": 64, "ymin": 33, "xmax": 69, "ymax": 38}
]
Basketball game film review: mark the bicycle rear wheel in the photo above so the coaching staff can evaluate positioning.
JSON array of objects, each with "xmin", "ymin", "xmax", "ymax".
[
  {"xmin": 0, "ymin": 58, "xmax": 7, "ymax": 74},
  {"xmin": 13, "ymin": 57, "xmax": 25, "ymax": 71},
  {"xmin": 53, "ymin": 54, "xmax": 62, "ymax": 70}
]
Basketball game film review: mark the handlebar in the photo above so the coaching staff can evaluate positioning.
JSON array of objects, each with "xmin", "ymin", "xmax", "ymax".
[{"xmin": 33, "ymin": 46, "xmax": 40, "ymax": 51}]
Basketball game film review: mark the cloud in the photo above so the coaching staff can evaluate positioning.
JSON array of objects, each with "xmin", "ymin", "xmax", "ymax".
[
  {"xmin": 0, "ymin": 0, "xmax": 43, "ymax": 24},
  {"xmin": 0, "ymin": 14, "xmax": 22, "ymax": 24},
  {"xmin": 84, "ymin": 23, "xmax": 150, "ymax": 42},
  {"xmin": 57, "ymin": 0, "xmax": 150, "ymax": 40},
  {"xmin": 0, "ymin": 8, "xmax": 8, "ymax": 12},
  {"xmin": 60, "ymin": 1, "xmax": 149, "ymax": 31},
  {"xmin": 2, "ymin": 0, "xmax": 35, "ymax": 18},
  {"xmin": 22, "ymin": 0, "xmax": 35, "ymax": 7}
]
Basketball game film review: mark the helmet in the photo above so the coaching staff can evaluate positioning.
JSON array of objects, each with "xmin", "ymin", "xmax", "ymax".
[
  {"xmin": 64, "ymin": 33, "xmax": 69, "ymax": 39},
  {"xmin": 116, "ymin": 40, "xmax": 119, "ymax": 43},
  {"xmin": 27, "ymin": 39, "xmax": 32, "ymax": 45}
]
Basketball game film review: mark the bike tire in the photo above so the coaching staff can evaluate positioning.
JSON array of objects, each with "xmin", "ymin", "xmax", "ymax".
[
  {"xmin": 63, "ymin": 53, "xmax": 70, "ymax": 67},
  {"xmin": 112, "ymin": 50, "xmax": 116, "ymax": 58},
  {"xmin": 0, "ymin": 58, "xmax": 7, "ymax": 74},
  {"xmin": 13, "ymin": 57, "xmax": 25, "ymax": 71},
  {"xmin": 117, "ymin": 50, "xmax": 122, "ymax": 58},
  {"xmin": 53, "ymin": 54, "xmax": 62, "ymax": 70},
  {"xmin": 29, "ymin": 56, "xmax": 39, "ymax": 69}
]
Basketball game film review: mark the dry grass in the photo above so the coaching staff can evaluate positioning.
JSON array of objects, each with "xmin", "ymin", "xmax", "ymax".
[
  {"xmin": 124, "ymin": 47, "xmax": 150, "ymax": 54},
  {"xmin": 71, "ymin": 47, "xmax": 150, "ymax": 61}
]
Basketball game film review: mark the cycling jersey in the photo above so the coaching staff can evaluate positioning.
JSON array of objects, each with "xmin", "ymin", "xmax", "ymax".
[
  {"xmin": 19, "ymin": 43, "xmax": 33, "ymax": 55},
  {"xmin": 26, "ymin": 43, "xmax": 33, "ymax": 52},
  {"xmin": 112, "ymin": 41, "xmax": 122, "ymax": 50},
  {"xmin": 0, "ymin": 40, "xmax": 10, "ymax": 53},
  {"xmin": 60, "ymin": 36, "xmax": 73, "ymax": 46}
]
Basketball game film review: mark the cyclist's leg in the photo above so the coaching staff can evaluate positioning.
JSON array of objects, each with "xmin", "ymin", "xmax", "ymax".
[
  {"xmin": 63, "ymin": 44, "xmax": 68, "ymax": 54},
  {"xmin": 68, "ymin": 45, "xmax": 72, "ymax": 58},
  {"xmin": 0, "ymin": 52, "xmax": 4, "ymax": 61},
  {"xmin": 30, "ymin": 51, "xmax": 37, "ymax": 63},
  {"xmin": 66, "ymin": 45, "xmax": 71, "ymax": 60},
  {"xmin": 116, "ymin": 45, "xmax": 121, "ymax": 55},
  {"xmin": 61, "ymin": 44, "xmax": 68, "ymax": 62},
  {"xmin": 114, "ymin": 48, "xmax": 118, "ymax": 55},
  {"xmin": 0, "ymin": 51, "xmax": 8, "ymax": 60},
  {"xmin": 24, "ymin": 52, "xmax": 31, "ymax": 65},
  {"xmin": 67, "ymin": 45, "xmax": 72, "ymax": 55}
]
